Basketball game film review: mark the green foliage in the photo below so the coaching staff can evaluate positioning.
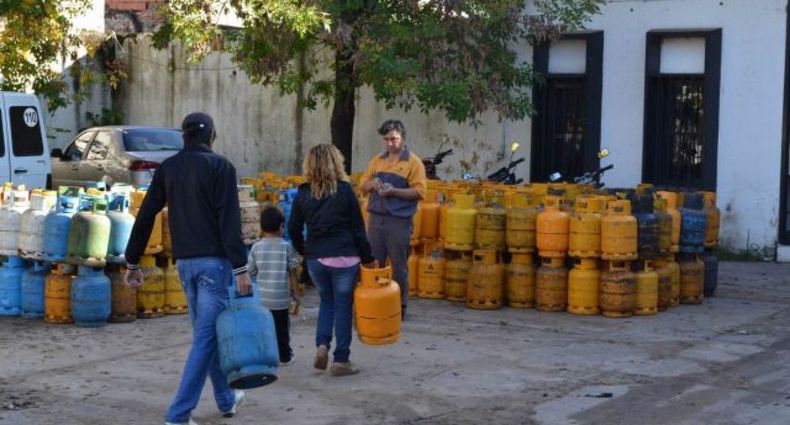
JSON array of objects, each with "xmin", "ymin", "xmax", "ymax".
[
  {"xmin": 86, "ymin": 108, "xmax": 125, "ymax": 126},
  {"xmin": 0, "ymin": 1, "xmax": 125, "ymax": 111},
  {"xmin": 154, "ymin": 0, "xmax": 603, "ymax": 124}
]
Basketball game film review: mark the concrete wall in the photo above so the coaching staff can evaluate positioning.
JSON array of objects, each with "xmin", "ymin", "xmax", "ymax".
[
  {"xmin": 116, "ymin": 36, "xmax": 532, "ymax": 181},
  {"xmin": 583, "ymin": 0, "xmax": 787, "ymax": 252},
  {"xmin": 43, "ymin": 0, "xmax": 112, "ymax": 150}
]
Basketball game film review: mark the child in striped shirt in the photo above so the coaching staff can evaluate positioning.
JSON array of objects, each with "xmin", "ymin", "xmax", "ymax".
[{"xmin": 246, "ymin": 205, "xmax": 300, "ymax": 365}]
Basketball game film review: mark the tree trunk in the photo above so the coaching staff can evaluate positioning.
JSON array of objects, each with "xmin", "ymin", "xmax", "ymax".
[{"xmin": 330, "ymin": 47, "xmax": 356, "ymax": 174}]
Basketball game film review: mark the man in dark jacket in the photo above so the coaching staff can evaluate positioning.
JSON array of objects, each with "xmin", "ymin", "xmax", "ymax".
[{"xmin": 124, "ymin": 112, "xmax": 252, "ymax": 425}]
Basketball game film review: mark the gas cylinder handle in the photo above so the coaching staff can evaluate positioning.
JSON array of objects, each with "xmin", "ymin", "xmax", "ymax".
[{"xmin": 229, "ymin": 291, "xmax": 255, "ymax": 307}]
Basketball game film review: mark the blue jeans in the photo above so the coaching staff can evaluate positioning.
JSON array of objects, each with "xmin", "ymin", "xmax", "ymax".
[
  {"xmin": 306, "ymin": 259, "xmax": 359, "ymax": 363},
  {"xmin": 165, "ymin": 257, "xmax": 235, "ymax": 423}
]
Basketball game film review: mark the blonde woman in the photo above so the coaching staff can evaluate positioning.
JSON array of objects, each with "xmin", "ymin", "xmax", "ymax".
[{"xmin": 288, "ymin": 144, "xmax": 375, "ymax": 377}]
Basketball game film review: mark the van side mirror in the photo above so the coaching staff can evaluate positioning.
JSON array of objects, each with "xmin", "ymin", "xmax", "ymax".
[{"xmin": 50, "ymin": 148, "xmax": 63, "ymax": 158}]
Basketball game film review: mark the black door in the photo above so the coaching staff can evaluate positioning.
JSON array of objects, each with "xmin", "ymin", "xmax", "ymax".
[{"xmin": 531, "ymin": 31, "xmax": 603, "ymax": 183}]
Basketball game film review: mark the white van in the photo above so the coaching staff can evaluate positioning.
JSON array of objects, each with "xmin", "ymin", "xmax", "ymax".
[{"xmin": 0, "ymin": 92, "xmax": 52, "ymax": 189}]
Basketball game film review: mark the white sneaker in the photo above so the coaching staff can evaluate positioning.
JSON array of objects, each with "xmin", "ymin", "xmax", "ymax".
[
  {"xmin": 164, "ymin": 420, "xmax": 199, "ymax": 425},
  {"xmin": 281, "ymin": 353, "xmax": 295, "ymax": 366},
  {"xmin": 222, "ymin": 389, "xmax": 246, "ymax": 418}
]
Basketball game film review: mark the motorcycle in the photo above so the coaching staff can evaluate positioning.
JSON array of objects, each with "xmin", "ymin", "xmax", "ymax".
[
  {"xmin": 549, "ymin": 149, "xmax": 613, "ymax": 189},
  {"xmin": 486, "ymin": 141, "xmax": 525, "ymax": 185},
  {"xmin": 422, "ymin": 140, "xmax": 454, "ymax": 180}
]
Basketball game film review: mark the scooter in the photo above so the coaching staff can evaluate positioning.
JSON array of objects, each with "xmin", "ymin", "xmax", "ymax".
[
  {"xmin": 422, "ymin": 140, "xmax": 454, "ymax": 180},
  {"xmin": 486, "ymin": 142, "xmax": 525, "ymax": 185},
  {"xmin": 549, "ymin": 149, "xmax": 613, "ymax": 189}
]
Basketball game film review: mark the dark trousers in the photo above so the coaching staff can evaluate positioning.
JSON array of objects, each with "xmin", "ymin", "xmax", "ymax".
[
  {"xmin": 270, "ymin": 309, "xmax": 292, "ymax": 362},
  {"xmin": 367, "ymin": 213, "xmax": 412, "ymax": 309}
]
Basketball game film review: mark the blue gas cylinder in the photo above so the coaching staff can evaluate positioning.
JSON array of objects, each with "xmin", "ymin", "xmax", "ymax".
[
  {"xmin": 634, "ymin": 193, "xmax": 659, "ymax": 260},
  {"xmin": 216, "ymin": 293, "xmax": 279, "ymax": 389},
  {"xmin": 71, "ymin": 266, "xmax": 111, "ymax": 327},
  {"xmin": 106, "ymin": 193, "xmax": 135, "ymax": 264},
  {"xmin": 278, "ymin": 188, "xmax": 298, "ymax": 241},
  {"xmin": 44, "ymin": 194, "xmax": 80, "ymax": 262},
  {"xmin": 679, "ymin": 192, "xmax": 707, "ymax": 254},
  {"xmin": 0, "ymin": 256, "xmax": 26, "ymax": 316},
  {"xmin": 21, "ymin": 261, "xmax": 50, "ymax": 319}
]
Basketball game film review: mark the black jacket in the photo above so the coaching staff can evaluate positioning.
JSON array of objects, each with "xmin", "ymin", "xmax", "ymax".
[
  {"xmin": 125, "ymin": 143, "xmax": 248, "ymax": 274},
  {"xmin": 288, "ymin": 181, "xmax": 373, "ymax": 264}
]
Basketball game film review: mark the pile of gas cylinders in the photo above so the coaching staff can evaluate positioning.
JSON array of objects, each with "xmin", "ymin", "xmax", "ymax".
[
  {"xmin": 0, "ymin": 182, "xmax": 189, "ymax": 327},
  {"xmin": 238, "ymin": 173, "xmax": 307, "ymax": 242},
  {"xmin": 396, "ymin": 181, "xmax": 721, "ymax": 318}
]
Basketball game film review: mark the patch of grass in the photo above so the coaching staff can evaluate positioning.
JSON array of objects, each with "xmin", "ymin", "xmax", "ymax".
[{"xmin": 713, "ymin": 246, "xmax": 768, "ymax": 262}]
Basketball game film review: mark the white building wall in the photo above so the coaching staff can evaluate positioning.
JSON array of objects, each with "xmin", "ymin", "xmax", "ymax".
[{"xmin": 585, "ymin": 0, "xmax": 787, "ymax": 252}]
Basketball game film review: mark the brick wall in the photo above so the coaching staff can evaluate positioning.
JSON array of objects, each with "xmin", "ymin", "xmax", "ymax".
[
  {"xmin": 106, "ymin": 0, "xmax": 163, "ymax": 11},
  {"xmin": 106, "ymin": 0, "xmax": 165, "ymax": 33}
]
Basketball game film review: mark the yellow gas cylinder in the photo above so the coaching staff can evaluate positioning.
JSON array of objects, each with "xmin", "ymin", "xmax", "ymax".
[
  {"xmin": 536, "ymin": 196, "xmax": 569, "ymax": 258},
  {"xmin": 473, "ymin": 186, "xmax": 489, "ymax": 209},
  {"xmin": 466, "ymin": 249, "xmax": 505, "ymax": 310},
  {"xmin": 420, "ymin": 190, "xmax": 440, "ymax": 241},
  {"xmin": 564, "ymin": 184, "xmax": 585, "ymax": 204},
  {"xmin": 679, "ymin": 254, "xmax": 704, "ymax": 304},
  {"xmin": 535, "ymin": 257, "xmax": 568, "ymax": 312},
  {"xmin": 418, "ymin": 242, "xmax": 446, "ymax": 299},
  {"xmin": 164, "ymin": 258, "xmax": 187, "ymax": 314},
  {"xmin": 657, "ymin": 191, "xmax": 681, "ymax": 253},
  {"xmin": 529, "ymin": 182, "xmax": 549, "ymax": 197},
  {"xmin": 475, "ymin": 192, "xmax": 507, "ymax": 251},
  {"xmin": 445, "ymin": 251, "xmax": 472, "ymax": 302},
  {"xmin": 569, "ymin": 197, "xmax": 603, "ymax": 258},
  {"xmin": 601, "ymin": 200, "xmax": 638, "ymax": 261},
  {"xmin": 567, "ymin": 258, "xmax": 600, "ymax": 315},
  {"xmin": 162, "ymin": 207, "xmax": 173, "ymax": 258},
  {"xmin": 44, "ymin": 263, "xmax": 75, "ymax": 324},
  {"xmin": 130, "ymin": 190, "xmax": 163, "ymax": 255},
  {"xmin": 666, "ymin": 254, "xmax": 681, "ymax": 307},
  {"xmin": 506, "ymin": 253, "xmax": 536, "ymax": 308},
  {"xmin": 598, "ymin": 194, "xmax": 617, "ymax": 204},
  {"xmin": 108, "ymin": 264, "xmax": 136, "ymax": 323},
  {"xmin": 410, "ymin": 201, "xmax": 423, "ymax": 246},
  {"xmin": 636, "ymin": 183, "xmax": 655, "ymax": 197},
  {"xmin": 653, "ymin": 257, "xmax": 672, "ymax": 312},
  {"xmin": 445, "ymin": 194, "xmax": 477, "ymax": 251},
  {"xmin": 137, "ymin": 255, "xmax": 165, "ymax": 318},
  {"xmin": 506, "ymin": 192, "xmax": 537, "ymax": 253},
  {"xmin": 438, "ymin": 189, "xmax": 458, "ymax": 242},
  {"xmin": 654, "ymin": 198, "xmax": 673, "ymax": 255},
  {"xmin": 599, "ymin": 261, "xmax": 636, "ymax": 318},
  {"xmin": 407, "ymin": 245, "xmax": 420, "ymax": 297},
  {"xmin": 634, "ymin": 261, "xmax": 659, "ymax": 316},
  {"xmin": 355, "ymin": 265, "xmax": 401, "ymax": 345},
  {"xmin": 702, "ymin": 191, "xmax": 721, "ymax": 248}
]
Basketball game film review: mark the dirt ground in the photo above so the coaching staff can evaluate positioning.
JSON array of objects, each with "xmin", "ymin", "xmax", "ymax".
[{"xmin": 1, "ymin": 261, "xmax": 789, "ymax": 425}]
